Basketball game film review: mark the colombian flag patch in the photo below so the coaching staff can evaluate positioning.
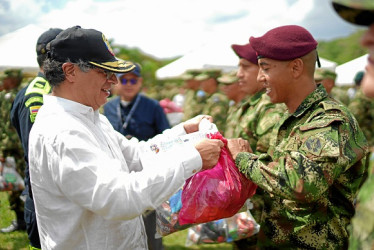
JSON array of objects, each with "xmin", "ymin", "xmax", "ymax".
[
  {"xmin": 29, "ymin": 105, "xmax": 41, "ymax": 123},
  {"xmin": 30, "ymin": 105, "xmax": 41, "ymax": 114}
]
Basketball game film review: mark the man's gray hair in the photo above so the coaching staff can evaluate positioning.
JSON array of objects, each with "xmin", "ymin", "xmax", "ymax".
[{"xmin": 43, "ymin": 59, "xmax": 94, "ymax": 88}]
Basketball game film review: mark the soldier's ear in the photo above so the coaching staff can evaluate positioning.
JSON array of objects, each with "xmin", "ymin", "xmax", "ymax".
[{"xmin": 290, "ymin": 58, "xmax": 303, "ymax": 79}]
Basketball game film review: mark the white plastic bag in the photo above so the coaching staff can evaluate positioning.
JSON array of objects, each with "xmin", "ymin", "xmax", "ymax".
[{"xmin": 185, "ymin": 200, "xmax": 260, "ymax": 246}]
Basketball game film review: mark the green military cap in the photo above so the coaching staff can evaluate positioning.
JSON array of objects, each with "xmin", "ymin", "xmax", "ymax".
[
  {"xmin": 180, "ymin": 73, "xmax": 194, "ymax": 81},
  {"xmin": 195, "ymin": 69, "xmax": 222, "ymax": 81},
  {"xmin": 180, "ymin": 69, "xmax": 202, "ymax": 80},
  {"xmin": 332, "ymin": 0, "xmax": 374, "ymax": 26},
  {"xmin": 354, "ymin": 71, "xmax": 365, "ymax": 85},
  {"xmin": 217, "ymin": 70, "xmax": 238, "ymax": 85},
  {"xmin": 314, "ymin": 68, "xmax": 337, "ymax": 81}
]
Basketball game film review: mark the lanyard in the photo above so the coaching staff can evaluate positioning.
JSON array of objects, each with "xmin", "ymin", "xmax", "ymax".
[{"xmin": 117, "ymin": 94, "xmax": 141, "ymax": 130}]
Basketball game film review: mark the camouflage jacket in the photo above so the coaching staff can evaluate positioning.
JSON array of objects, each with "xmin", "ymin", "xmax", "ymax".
[
  {"xmin": 235, "ymin": 84, "xmax": 368, "ymax": 249},
  {"xmin": 331, "ymin": 87, "xmax": 350, "ymax": 107},
  {"xmin": 348, "ymin": 159, "xmax": 374, "ymax": 250},
  {"xmin": 225, "ymin": 91, "xmax": 285, "ymax": 248},
  {"xmin": 182, "ymin": 89, "xmax": 202, "ymax": 121},
  {"xmin": 224, "ymin": 99, "xmax": 246, "ymax": 138},
  {"xmin": 232, "ymin": 91, "xmax": 286, "ymax": 154},
  {"xmin": 348, "ymin": 89, "xmax": 374, "ymax": 148},
  {"xmin": 201, "ymin": 92, "xmax": 230, "ymax": 133}
]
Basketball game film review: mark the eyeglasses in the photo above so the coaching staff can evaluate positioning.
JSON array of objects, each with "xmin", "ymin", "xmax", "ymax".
[
  {"xmin": 94, "ymin": 67, "xmax": 115, "ymax": 80},
  {"xmin": 121, "ymin": 78, "xmax": 138, "ymax": 85}
]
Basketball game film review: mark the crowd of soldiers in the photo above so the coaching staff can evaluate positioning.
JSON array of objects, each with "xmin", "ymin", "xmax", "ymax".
[{"xmin": 153, "ymin": 67, "xmax": 373, "ymax": 153}]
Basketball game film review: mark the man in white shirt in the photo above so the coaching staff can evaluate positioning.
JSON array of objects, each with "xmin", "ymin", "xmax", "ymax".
[{"xmin": 28, "ymin": 26, "xmax": 228, "ymax": 250}]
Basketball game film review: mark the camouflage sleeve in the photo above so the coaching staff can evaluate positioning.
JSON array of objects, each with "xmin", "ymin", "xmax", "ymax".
[
  {"xmin": 235, "ymin": 115, "xmax": 367, "ymax": 202},
  {"xmin": 348, "ymin": 171, "xmax": 374, "ymax": 250},
  {"xmin": 348, "ymin": 92, "xmax": 374, "ymax": 147}
]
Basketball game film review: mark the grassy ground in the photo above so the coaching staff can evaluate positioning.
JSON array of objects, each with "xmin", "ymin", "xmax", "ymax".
[{"xmin": 0, "ymin": 192, "xmax": 232, "ymax": 250}]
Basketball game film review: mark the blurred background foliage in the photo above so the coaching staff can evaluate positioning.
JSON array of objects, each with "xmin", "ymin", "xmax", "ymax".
[{"xmin": 317, "ymin": 29, "xmax": 367, "ymax": 65}]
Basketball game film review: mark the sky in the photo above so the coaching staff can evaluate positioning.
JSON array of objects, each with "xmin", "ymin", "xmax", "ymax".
[{"xmin": 0, "ymin": 0, "xmax": 365, "ymax": 59}]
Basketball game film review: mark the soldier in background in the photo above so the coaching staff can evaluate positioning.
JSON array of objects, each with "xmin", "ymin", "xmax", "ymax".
[
  {"xmin": 347, "ymin": 71, "xmax": 365, "ymax": 100},
  {"xmin": 229, "ymin": 42, "xmax": 286, "ymax": 249},
  {"xmin": 348, "ymin": 71, "xmax": 374, "ymax": 152},
  {"xmin": 196, "ymin": 69, "xmax": 230, "ymax": 133},
  {"xmin": 227, "ymin": 24, "xmax": 368, "ymax": 249},
  {"xmin": 219, "ymin": 71, "xmax": 245, "ymax": 138},
  {"xmin": 0, "ymin": 69, "xmax": 26, "ymax": 233},
  {"xmin": 314, "ymin": 67, "xmax": 350, "ymax": 106},
  {"xmin": 331, "ymin": 0, "xmax": 374, "ymax": 249},
  {"xmin": 181, "ymin": 69, "xmax": 203, "ymax": 121}
]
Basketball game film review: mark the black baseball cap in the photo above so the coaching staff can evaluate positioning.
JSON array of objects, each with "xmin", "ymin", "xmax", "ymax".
[
  {"xmin": 36, "ymin": 28, "xmax": 63, "ymax": 56},
  {"xmin": 47, "ymin": 26, "xmax": 135, "ymax": 73}
]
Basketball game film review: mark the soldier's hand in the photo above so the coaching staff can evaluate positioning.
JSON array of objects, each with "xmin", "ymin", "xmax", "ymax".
[
  {"xmin": 183, "ymin": 115, "xmax": 213, "ymax": 134},
  {"xmin": 195, "ymin": 138, "xmax": 224, "ymax": 170},
  {"xmin": 227, "ymin": 138, "xmax": 251, "ymax": 160}
]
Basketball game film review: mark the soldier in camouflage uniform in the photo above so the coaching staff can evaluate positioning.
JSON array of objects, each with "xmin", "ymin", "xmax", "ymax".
[
  {"xmin": 348, "ymin": 87, "xmax": 374, "ymax": 150},
  {"xmin": 228, "ymin": 42, "xmax": 286, "ymax": 250},
  {"xmin": 0, "ymin": 69, "xmax": 26, "ymax": 233},
  {"xmin": 196, "ymin": 69, "xmax": 230, "ymax": 133},
  {"xmin": 181, "ymin": 69, "xmax": 203, "ymax": 121},
  {"xmin": 314, "ymin": 67, "xmax": 350, "ymax": 106},
  {"xmin": 228, "ymin": 25, "xmax": 368, "ymax": 249},
  {"xmin": 220, "ymin": 71, "xmax": 245, "ymax": 138},
  {"xmin": 331, "ymin": 1, "xmax": 374, "ymax": 249}
]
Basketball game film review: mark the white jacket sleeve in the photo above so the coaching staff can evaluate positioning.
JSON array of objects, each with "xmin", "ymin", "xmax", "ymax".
[{"xmin": 49, "ymin": 121, "xmax": 201, "ymax": 221}]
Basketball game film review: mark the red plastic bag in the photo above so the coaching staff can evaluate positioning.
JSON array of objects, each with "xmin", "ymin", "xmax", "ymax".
[{"xmin": 179, "ymin": 132, "xmax": 257, "ymax": 225}]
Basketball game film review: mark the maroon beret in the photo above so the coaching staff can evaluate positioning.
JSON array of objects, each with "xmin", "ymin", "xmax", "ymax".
[
  {"xmin": 231, "ymin": 43, "xmax": 258, "ymax": 65},
  {"xmin": 249, "ymin": 25, "xmax": 318, "ymax": 61}
]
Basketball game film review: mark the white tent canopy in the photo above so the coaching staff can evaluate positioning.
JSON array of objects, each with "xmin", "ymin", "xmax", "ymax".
[
  {"xmin": 318, "ymin": 57, "xmax": 337, "ymax": 71},
  {"xmin": 156, "ymin": 42, "xmax": 338, "ymax": 80},
  {"xmin": 0, "ymin": 24, "xmax": 47, "ymax": 73},
  {"xmin": 156, "ymin": 42, "xmax": 239, "ymax": 80},
  {"xmin": 335, "ymin": 54, "xmax": 368, "ymax": 86}
]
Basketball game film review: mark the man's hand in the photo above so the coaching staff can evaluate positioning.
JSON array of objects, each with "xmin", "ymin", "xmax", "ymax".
[
  {"xmin": 183, "ymin": 115, "xmax": 213, "ymax": 134},
  {"xmin": 195, "ymin": 138, "xmax": 224, "ymax": 170},
  {"xmin": 227, "ymin": 138, "xmax": 252, "ymax": 160}
]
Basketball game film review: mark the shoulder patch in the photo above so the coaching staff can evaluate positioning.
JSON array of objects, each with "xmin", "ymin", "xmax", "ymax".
[
  {"xmin": 300, "ymin": 117, "xmax": 344, "ymax": 131},
  {"xmin": 29, "ymin": 105, "xmax": 41, "ymax": 123},
  {"xmin": 25, "ymin": 77, "xmax": 51, "ymax": 96},
  {"xmin": 320, "ymin": 100, "xmax": 345, "ymax": 112},
  {"xmin": 25, "ymin": 96, "xmax": 44, "ymax": 108}
]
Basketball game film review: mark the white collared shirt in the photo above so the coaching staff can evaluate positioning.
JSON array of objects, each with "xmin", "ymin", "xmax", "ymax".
[{"xmin": 29, "ymin": 95, "xmax": 202, "ymax": 250}]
